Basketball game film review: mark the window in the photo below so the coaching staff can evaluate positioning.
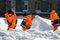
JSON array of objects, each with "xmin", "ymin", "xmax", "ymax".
[
  {"xmin": 0, "ymin": 0, "xmax": 6, "ymax": 14},
  {"xmin": 35, "ymin": 0, "xmax": 41, "ymax": 13},
  {"xmin": 16, "ymin": 0, "xmax": 23, "ymax": 12},
  {"xmin": 23, "ymin": 1, "xmax": 29, "ymax": 12},
  {"xmin": 24, "ymin": 1, "xmax": 29, "ymax": 10},
  {"xmin": 56, "ymin": 3, "xmax": 60, "ymax": 13},
  {"xmin": 35, "ymin": 2, "xmax": 37, "ymax": 10},
  {"xmin": 38, "ymin": 3, "xmax": 40, "ymax": 10},
  {"xmin": 41, "ymin": 1, "xmax": 49, "ymax": 12},
  {"xmin": 25, "ymin": 5, "xmax": 27, "ymax": 10},
  {"xmin": 35, "ymin": 1, "xmax": 40, "ymax": 10}
]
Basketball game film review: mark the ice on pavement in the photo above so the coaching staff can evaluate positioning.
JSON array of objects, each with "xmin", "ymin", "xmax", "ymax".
[{"xmin": 0, "ymin": 15, "xmax": 60, "ymax": 40}]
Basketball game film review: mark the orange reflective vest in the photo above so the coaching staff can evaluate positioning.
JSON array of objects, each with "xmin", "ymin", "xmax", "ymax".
[
  {"xmin": 5, "ymin": 12, "xmax": 17, "ymax": 23},
  {"xmin": 5, "ymin": 12, "xmax": 17, "ymax": 29},
  {"xmin": 50, "ymin": 10, "xmax": 59, "ymax": 21},
  {"xmin": 24, "ymin": 15, "xmax": 33, "ymax": 27}
]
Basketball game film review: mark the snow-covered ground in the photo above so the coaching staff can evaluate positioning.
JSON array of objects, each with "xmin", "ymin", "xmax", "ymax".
[{"xmin": 0, "ymin": 15, "xmax": 60, "ymax": 40}]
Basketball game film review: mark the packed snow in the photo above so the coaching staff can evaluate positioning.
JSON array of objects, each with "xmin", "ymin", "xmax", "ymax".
[{"xmin": 0, "ymin": 15, "xmax": 60, "ymax": 40}]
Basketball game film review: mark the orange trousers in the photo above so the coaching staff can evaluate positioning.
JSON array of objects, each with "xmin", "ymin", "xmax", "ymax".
[
  {"xmin": 53, "ymin": 25, "xmax": 58, "ymax": 32},
  {"xmin": 22, "ymin": 27, "xmax": 29, "ymax": 31},
  {"xmin": 8, "ymin": 23, "xmax": 16, "ymax": 30}
]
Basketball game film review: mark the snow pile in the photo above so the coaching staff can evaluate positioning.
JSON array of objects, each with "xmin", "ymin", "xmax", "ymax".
[
  {"xmin": 0, "ymin": 18, "xmax": 8, "ymax": 30},
  {"xmin": 0, "ymin": 15, "xmax": 60, "ymax": 40},
  {"xmin": 31, "ymin": 15, "xmax": 53, "ymax": 31}
]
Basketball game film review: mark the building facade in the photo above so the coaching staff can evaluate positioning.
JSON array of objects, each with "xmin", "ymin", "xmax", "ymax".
[{"xmin": 0, "ymin": 0, "xmax": 60, "ymax": 16}]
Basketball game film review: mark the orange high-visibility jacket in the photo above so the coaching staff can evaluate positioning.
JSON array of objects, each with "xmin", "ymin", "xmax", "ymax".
[
  {"xmin": 50, "ymin": 10, "xmax": 59, "ymax": 32},
  {"xmin": 5, "ymin": 12, "xmax": 17, "ymax": 24},
  {"xmin": 50, "ymin": 10, "xmax": 59, "ymax": 21},
  {"xmin": 24, "ymin": 15, "xmax": 33, "ymax": 27}
]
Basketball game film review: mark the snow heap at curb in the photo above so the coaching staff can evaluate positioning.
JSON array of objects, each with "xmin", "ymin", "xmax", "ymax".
[{"xmin": 0, "ymin": 15, "xmax": 60, "ymax": 40}]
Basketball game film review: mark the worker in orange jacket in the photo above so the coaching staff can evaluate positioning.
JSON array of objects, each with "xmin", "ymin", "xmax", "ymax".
[
  {"xmin": 21, "ymin": 12, "xmax": 34, "ymax": 31},
  {"xmin": 49, "ymin": 10, "xmax": 59, "ymax": 32},
  {"xmin": 5, "ymin": 9, "xmax": 17, "ymax": 30}
]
